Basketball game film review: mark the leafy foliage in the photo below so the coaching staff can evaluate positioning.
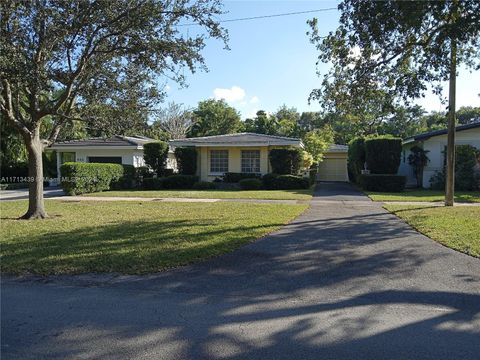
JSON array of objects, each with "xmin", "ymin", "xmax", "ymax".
[
  {"xmin": 161, "ymin": 175, "xmax": 199, "ymax": 189},
  {"xmin": 189, "ymin": 99, "xmax": 243, "ymax": 137},
  {"xmin": 365, "ymin": 137, "xmax": 402, "ymax": 174},
  {"xmin": 269, "ymin": 148, "xmax": 303, "ymax": 175},
  {"xmin": 0, "ymin": 0, "xmax": 228, "ymax": 218},
  {"xmin": 60, "ymin": 162, "xmax": 125, "ymax": 195},
  {"xmin": 223, "ymin": 172, "xmax": 261, "ymax": 183},
  {"xmin": 303, "ymin": 126, "xmax": 334, "ymax": 162},
  {"xmin": 174, "ymin": 147, "xmax": 197, "ymax": 175},
  {"xmin": 347, "ymin": 137, "xmax": 366, "ymax": 183},
  {"xmin": 431, "ymin": 145, "xmax": 480, "ymax": 191},
  {"xmin": 408, "ymin": 146, "xmax": 430, "ymax": 187},
  {"xmin": 143, "ymin": 141, "xmax": 169, "ymax": 176},
  {"xmin": 239, "ymin": 178, "xmax": 262, "ymax": 190}
]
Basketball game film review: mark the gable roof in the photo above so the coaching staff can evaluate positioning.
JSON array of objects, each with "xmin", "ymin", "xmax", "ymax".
[
  {"xmin": 50, "ymin": 135, "xmax": 154, "ymax": 149},
  {"xmin": 169, "ymin": 133, "xmax": 303, "ymax": 147},
  {"xmin": 403, "ymin": 122, "xmax": 480, "ymax": 144}
]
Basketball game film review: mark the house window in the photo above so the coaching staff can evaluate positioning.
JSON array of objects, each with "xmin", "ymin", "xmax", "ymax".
[
  {"xmin": 241, "ymin": 150, "xmax": 260, "ymax": 173},
  {"xmin": 60, "ymin": 152, "xmax": 76, "ymax": 164},
  {"xmin": 210, "ymin": 150, "xmax": 228, "ymax": 173}
]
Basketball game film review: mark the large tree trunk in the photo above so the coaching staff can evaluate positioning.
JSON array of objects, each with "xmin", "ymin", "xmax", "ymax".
[
  {"xmin": 21, "ymin": 131, "xmax": 48, "ymax": 219},
  {"xmin": 445, "ymin": 38, "xmax": 457, "ymax": 207}
]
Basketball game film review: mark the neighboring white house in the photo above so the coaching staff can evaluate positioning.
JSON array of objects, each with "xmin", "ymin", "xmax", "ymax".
[
  {"xmin": 398, "ymin": 122, "xmax": 480, "ymax": 188},
  {"xmin": 49, "ymin": 135, "xmax": 176, "ymax": 179}
]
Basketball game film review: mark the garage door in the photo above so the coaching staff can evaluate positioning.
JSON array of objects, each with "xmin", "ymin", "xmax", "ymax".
[{"xmin": 317, "ymin": 157, "xmax": 348, "ymax": 182}]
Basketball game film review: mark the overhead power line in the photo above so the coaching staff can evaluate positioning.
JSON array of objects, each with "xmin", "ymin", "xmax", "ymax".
[{"xmin": 178, "ymin": 7, "xmax": 338, "ymax": 26}]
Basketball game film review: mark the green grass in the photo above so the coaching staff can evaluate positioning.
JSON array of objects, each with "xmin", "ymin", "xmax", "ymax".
[
  {"xmin": 0, "ymin": 200, "xmax": 307, "ymax": 275},
  {"xmin": 385, "ymin": 205, "xmax": 480, "ymax": 258},
  {"xmin": 367, "ymin": 189, "xmax": 480, "ymax": 203},
  {"xmin": 83, "ymin": 188, "xmax": 314, "ymax": 200}
]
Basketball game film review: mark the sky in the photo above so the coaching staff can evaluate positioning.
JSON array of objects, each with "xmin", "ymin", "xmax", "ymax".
[{"xmin": 164, "ymin": 0, "xmax": 480, "ymax": 119}]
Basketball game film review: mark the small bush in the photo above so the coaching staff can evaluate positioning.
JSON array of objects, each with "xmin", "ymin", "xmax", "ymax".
[
  {"xmin": 308, "ymin": 167, "xmax": 318, "ymax": 185},
  {"xmin": 269, "ymin": 148, "xmax": 303, "ymax": 175},
  {"xmin": 60, "ymin": 162, "xmax": 124, "ymax": 195},
  {"xmin": 143, "ymin": 141, "xmax": 169, "ymax": 176},
  {"xmin": 262, "ymin": 173, "xmax": 309, "ymax": 190},
  {"xmin": 193, "ymin": 181, "xmax": 216, "ymax": 190},
  {"xmin": 161, "ymin": 174, "xmax": 198, "ymax": 189},
  {"xmin": 430, "ymin": 145, "xmax": 480, "ymax": 191},
  {"xmin": 174, "ymin": 147, "xmax": 197, "ymax": 175},
  {"xmin": 348, "ymin": 137, "xmax": 366, "ymax": 182},
  {"xmin": 223, "ymin": 172, "xmax": 261, "ymax": 183},
  {"xmin": 239, "ymin": 178, "xmax": 262, "ymax": 190},
  {"xmin": 118, "ymin": 164, "xmax": 135, "ymax": 189},
  {"xmin": 262, "ymin": 173, "xmax": 279, "ymax": 190},
  {"xmin": 365, "ymin": 137, "xmax": 402, "ymax": 174},
  {"xmin": 358, "ymin": 174, "xmax": 406, "ymax": 192},
  {"xmin": 142, "ymin": 177, "xmax": 163, "ymax": 190}
]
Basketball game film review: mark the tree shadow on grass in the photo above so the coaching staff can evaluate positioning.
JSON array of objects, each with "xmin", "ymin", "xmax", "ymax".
[{"xmin": 2, "ymin": 199, "xmax": 480, "ymax": 359}]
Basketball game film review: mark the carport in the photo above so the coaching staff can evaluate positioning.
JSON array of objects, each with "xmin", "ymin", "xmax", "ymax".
[{"xmin": 317, "ymin": 144, "xmax": 349, "ymax": 182}]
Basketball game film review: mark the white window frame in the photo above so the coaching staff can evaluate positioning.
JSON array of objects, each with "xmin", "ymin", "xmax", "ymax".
[
  {"xmin": 210, "ymin": 150, "xmax": 229, "ymax": 174},
  {"xmin": 241, "ymin": 150, "xmax": 260, "ymax": 173}
]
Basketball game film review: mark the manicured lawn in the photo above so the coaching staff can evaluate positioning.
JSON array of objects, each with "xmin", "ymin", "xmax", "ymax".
[
  {"xmin": 0, "ymin": 200, "xmax": 307, "ymax": 275},
  {"xmin": 385, "ymin": 205, "xmax": 480, "ymax": 258},
  {"xmin": 367, "ymin": 189, "xmax": 480, "ymax": 203},
  {"xmin": 84, "ymin": 188, "xmax": 314, "ymax": 200}
]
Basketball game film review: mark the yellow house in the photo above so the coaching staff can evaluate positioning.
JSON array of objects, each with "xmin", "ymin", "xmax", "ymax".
[{"xmin": 169, "ymin": 133, "xmax": 303, "ymax": 182}]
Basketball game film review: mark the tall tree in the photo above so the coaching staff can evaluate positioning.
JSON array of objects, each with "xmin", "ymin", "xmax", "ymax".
[
  {"xmin": 152, "ymin": 102, "xmax": 192, "ymax": 140},
  {"xmin": 189, "ymin": 99, "xmax": 242, "ymax": 137},
  {"xmin": 244, "ymin": 110, "xmax": 278, "ymax": 135},
  {"xmin": 0, "ymin": 0, "xmax": 227, "ymax": 218},
  {"xmin": 309, "ymin": 0, "xmax": 480, "ymax": 205}
]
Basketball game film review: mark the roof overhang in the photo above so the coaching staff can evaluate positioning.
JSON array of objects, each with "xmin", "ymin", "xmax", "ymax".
[
  {"xmin": 49, "ymin": 145, "xmax": 142, "ymax": 150},
  {"xmin": 169, "ymin": 140, "xmax": 304, "ymax": 148}
]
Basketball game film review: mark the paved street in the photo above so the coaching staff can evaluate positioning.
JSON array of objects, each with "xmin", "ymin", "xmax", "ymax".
[{"xmin": 1, "ymin": 183, "xmax": 479, "ymax": 359}]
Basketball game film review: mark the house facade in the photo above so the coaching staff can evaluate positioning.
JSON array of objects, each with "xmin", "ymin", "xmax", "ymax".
[
  {"xmin": 398, "ymin": 122, "xmax": 480, "ymax": 188},
  {"xmin": 49, "ymin": 135, "xmax": 176, "ymax": 179},
  {"xmin": 169, "ymin": 133, "xmax": 303, "ymax": 182}
]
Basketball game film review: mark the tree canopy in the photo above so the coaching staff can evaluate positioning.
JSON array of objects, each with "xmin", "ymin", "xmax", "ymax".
[
  {"xmin": 189, "ymin": 99, "xmax": 243, "ymax": 137},
  {"xmin": 0, "ymin": 0, "xmax": 228, "ymax": 218}
]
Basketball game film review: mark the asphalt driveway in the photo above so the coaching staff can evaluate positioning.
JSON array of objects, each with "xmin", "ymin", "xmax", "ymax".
[{"xmin": 2, "ymin": 182, "xmax": 479, "ymax": 359}]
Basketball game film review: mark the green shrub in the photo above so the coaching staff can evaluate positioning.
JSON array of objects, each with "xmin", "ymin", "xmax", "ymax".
[
  {"xmin": 365, "ymin": 137, "xmax": 402, "ymax": 174},
  {"xmin": 262, "ymin": 173, "xmax": 309, "ymax": 190},
  {"xmin": 161, "ymin": 174, "xmax": 198, "ymax": 189},
  {"xmin": 239, "ymin": 178, "xmax": 262, "ymax": 190},
  {"xmin": 143, "ymin": 141, "xmax": 169, "ymax": 176},
  {"xmin": 348, "ymin": 137, "xmax": 365, "ymax": 182},
  {"xmin": 262, "ymin": 173, "xmax": 279, "ymax": 190},
  {"xmin": 174, "ymin": 147, "xmax": 197, "ymax": 175},
  {"xmin": 0, "ymin": 162, "xmax": 28, "ymax": 180},
  {"xmin": 430, "ymin": 145, "xmax": 480, "ymax": 191},
  {"xmin": 223, "ymin": 172, "xmax": 261, "ymax": 183},
  {"xmin": 142, "ymin": 177, "xmax": 163, "ymax": 190},
  {"xmin": 193, "ymin": 181, "xmax": 216, "ymax": 190},
  {"xmin": 358, "ymin": 174, "xmax": 406, "ymax": 192},
  {"xmin": 60, "ymin": 162, "xmax": 124, "ymax": 195},
  {"xmin": 269, "ymin": 148, "xmax": 303, "ymax": 175},
  {"xmin": 117, "ymin": 164, "xmax": 135, "ymax": 189},
  {"xmin": 308, "ymin": 167, "xmax": 318, "ymax": 185}
]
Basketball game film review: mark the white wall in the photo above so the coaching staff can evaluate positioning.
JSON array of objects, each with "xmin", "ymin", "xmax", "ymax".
[
  {"xmin": 422, "ymin": 127, "xmax": 480, "ymax": 188},
  {"xmin": 399, "ymin": 127, "xmax": 480, "ymax": 188}
]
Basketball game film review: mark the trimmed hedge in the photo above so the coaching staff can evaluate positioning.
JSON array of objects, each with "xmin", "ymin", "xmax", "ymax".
[
  {"xmin": 223, "ymin": 172, "xmax": 261, "ymax": 183},
  {"xmin": 239, "ymin": 178, "xmax": 262, "ymax": 190},
  {"xmin": 144, "ymin": 141, "xmax": 169, "ymax": 176},
  {"xmin": 365, "ymin": 137, "xmax": 402, "ymax": 174},
  {"xmin": 348, "ymin": 137, "xmax": 366, "ymax": 182},
  {"xmin": 142, "ymin": 177, "xmax": 163, "ymax": 190},
  {"xmin": 161, "ymin": 174, "xmax": 198, "ymax": 189},
  {"xmin": 193, "ymin": 181, "xmax": 216, "ymax": 190},
  {"xmin": 358, "ymin": 174, "xmax": 406, "ymax": 192},
  {"xmin": 269, "ymin": 148, "xmax": 303, "ymax": 175},
  {"xmin": 262, "ymin": 173, "xmax": 310, "ymax": 190},
  {"xmin": 174, "ymin": 147, "xmax": 197, "ymax": 175},
  {"xmin": 60, "ymin": 162, "xmax": 125, "ymax": 195}
]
